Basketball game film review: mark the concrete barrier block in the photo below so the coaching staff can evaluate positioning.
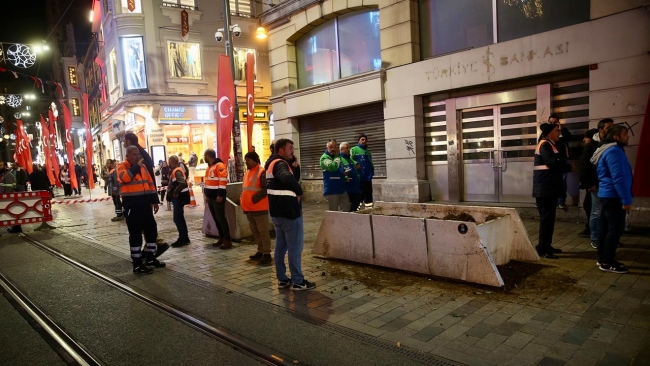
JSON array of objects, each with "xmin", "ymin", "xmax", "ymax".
[
  {"xmin": 372, "ymin": 215, "xmax": 429, "ymax": 274},
  {"xmin": 313, "ymin": 211, "xmax": 374, "ymax": 265}
]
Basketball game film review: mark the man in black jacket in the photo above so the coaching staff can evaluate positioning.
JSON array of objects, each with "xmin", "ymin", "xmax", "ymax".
[
  {"xmin": 265, "ymin": 139, "xmax": 315, "ymax": 291},
  {"xmin": 547, "ymin": 114, "xmax": 573, "ymax": 209},
  {"xmin": 579, "ymin": 118, "xmax": 613, "ymax": 249},
  {"xmin": 533, "ymin": 123, "xmax": 573, "ymax": 259},
  {"xmin": 578, "ymin": 129, "xmax": 598, "ymax": 238}
]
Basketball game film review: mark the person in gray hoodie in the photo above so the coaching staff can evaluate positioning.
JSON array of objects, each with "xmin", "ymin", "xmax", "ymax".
[{"xmin": 590, "ymin": 125, "xmax": 633, "ymax": 274}]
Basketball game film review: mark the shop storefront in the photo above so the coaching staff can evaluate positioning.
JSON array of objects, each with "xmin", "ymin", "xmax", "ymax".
[{"xmin": 239, "ymin": 107, "xmax": 272, "ymax": 164}]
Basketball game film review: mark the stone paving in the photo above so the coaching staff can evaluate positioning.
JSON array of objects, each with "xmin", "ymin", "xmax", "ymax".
[{"xmin": 21, "ymin": 187, "xmax": 650, "ymax": 366}]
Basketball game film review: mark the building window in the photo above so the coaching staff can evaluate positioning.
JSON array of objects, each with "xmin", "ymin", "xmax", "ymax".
[
  {"xmin": 229, "ymin": 0, "xmax": 251, "ymax": 16},
  {"xmin": 109, "ymin": 48, "xmax": 119, "ymax": 89},
  {"xmin": 167, "ymin": 41, "xmax": 202, "ymax": 79},
  {"xmin": 120, "ymin": 36, "xmax": 148, "ymax": 91},
  {"xmin": 68, "ymin": 66, "xmax": 77, "ymax": 85},
  {"xmin": 419, "ymin": 0, "xmax": 590, "ymax": 59},
  {"xmin": 296, "ymin": 9, "xmax": 380, "ymax": 89},
  {"xmin": 162, "ymin": 0, "xmax": 196, "ymax": 9},
  {"xmin": 120, "ymin": 0, "xmax": 142, "ymax": 13},
  {"xmin": 233, "ymin": 48, "xmax": 256, "ymax": 82},
  {"xmin": 497, "ymin": 0, "xmax": 590, "ymax": 42},
  {"xmin": 71, "ymin": 98, "xmax": 81, "ymax": 116},
  {"xmin": 196, "ymin": 106, "xmax": 211, "ymax": 120}
]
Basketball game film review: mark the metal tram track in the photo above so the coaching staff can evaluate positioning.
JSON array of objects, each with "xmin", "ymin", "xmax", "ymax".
[
  {"xmin": 16, "ymin": 233, "xmax": 296, "ymax": 366},
  {"xmin": 0, "ymin": 271, "xmax": 102, "ymax": 366}
]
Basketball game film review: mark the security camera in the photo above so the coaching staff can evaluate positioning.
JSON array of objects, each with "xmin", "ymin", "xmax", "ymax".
[
  {"xmin": 215, "ymin": 29, "xmax": 224, "ymax": 42},
  {"xmin": 232, "ymin": 25, "xmax": 241, "ymax": 38}
]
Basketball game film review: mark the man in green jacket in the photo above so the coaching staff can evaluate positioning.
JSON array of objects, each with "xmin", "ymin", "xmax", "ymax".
[
  {"xmin": 350, "ymin": 134, "xmax": 375, "ymax": 208},
  {"xmin": 320, "ymin": 139, "xmax": 350, "ymax": 211}
]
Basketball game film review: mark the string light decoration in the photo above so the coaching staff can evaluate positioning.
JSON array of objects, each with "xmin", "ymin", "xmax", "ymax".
[
  {"xmin": 0, "ymin": 95, "xmax": 5, "ymax": 105},
  {"xmin": 7, "ymin": 43, "xmax": 36, "ymax": 68},
  {"xmin": 503, "ymin": 0, "xmax": 543, "ymax": 19},
  {"xmin": 6, "ymin": 94, "xmax": 22, "ymax": 108}
]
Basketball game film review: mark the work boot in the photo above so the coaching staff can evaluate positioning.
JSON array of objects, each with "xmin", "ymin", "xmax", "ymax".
[
  {"xmin": 133, "ymin": 264, "xmax": 154, "ymax": 274},
  {"xmin": 219, "ymin": 239, "xmax": 233, "ymax": 250},
  {"xmin": 249, "ymin": 252, "xmax": 263, "ymax": 260},
  {"xmin": 259, "ymin": 254, "xmax": 272, "ymax": 265},
  {"xmin": 213, "ymin": 238, "xmax": 224, "ymax": 247},
  {"xmin": 171, "ymin": 238, "xmax": 190, "ymax": 248},
  {"xmin": 146, "ymin": 259, "xmax": 166, "ymax": 268},
  {"xmin": 155, "ymin": 243, "xmax": 170, "ymax": 258}
]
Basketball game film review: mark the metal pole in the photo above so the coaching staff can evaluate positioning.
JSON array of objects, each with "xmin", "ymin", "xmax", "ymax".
[{"xmin": 222, "ymin": 0, "xmax": 244, "ymax": 182}]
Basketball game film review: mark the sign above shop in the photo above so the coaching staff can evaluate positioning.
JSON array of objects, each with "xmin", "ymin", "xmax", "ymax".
[
  {"xmin": 167, "ymin": 136, "xmax": 189, "ymax": 143},
  {"xmin": 159, "ymin": 106, "xmax": 214, "ymax": 124},
  {"xmin": 243, "ymin": 112, "xmax": 266, "ymax": 119},
  {"xmin": 239, "ymin": 107, "xmax": 268, "ymax": 122}
]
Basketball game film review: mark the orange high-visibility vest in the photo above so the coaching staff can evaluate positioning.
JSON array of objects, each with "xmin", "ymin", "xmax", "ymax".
[
  {"xmin": 533, "ymin": 140, "xmax": 559, "ymax": 171},
  {"xmin": 241, "ymin": 165, "xmax": 269, "ymax": 211},
  {"xmin": 266, "ymin": 159, "xmax": 297, "ymax": 197},
  {"xmin": 170, "ymin": 167, "xmax": 189, "ymax": 193},
  {"xmin": 116, "ymin": 161, "xmax": 157, "ymax": 197},
  {"xmin": 204, "ymin": 161, "xmax": 228, "ymax": 192}
]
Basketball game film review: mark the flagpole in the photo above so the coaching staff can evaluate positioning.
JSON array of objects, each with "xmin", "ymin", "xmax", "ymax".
[{"xmin": 222, "ymin": 0, "xmax": 244, "ymax": 182}]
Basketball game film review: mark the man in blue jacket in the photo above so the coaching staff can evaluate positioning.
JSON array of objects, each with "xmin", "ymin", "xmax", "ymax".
[
  {"xmin": 320, "ymin": 139, "xmax": 350, "ymax": 212},
  {"xmin": 339, "ymin": 142, "xmax": 361, "ymax": 211},
  {"xmin": 590, "ymin": 125, "xmax": 633, "ymax": 274},
  {"xmin": 351, "ymin": 134, "xmax": 374, "ymax": 208}
]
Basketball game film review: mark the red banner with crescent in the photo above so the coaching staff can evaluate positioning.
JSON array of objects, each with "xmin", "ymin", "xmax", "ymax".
[
  {"xmin": 127, "ymin": 0, "xmax": 136, "ymax": 12},
  {"xmin": 181, "ymin": 10, "xmax": 189, "ymax": 41},
  {"xmin": 47, "ymin": 110, "xmax": 62, "ymax": 187},
  {"xmin": 632, "ymin": 92, "xmax": 649, "ymax": 197},
  {"xmin": 40, "ymin": 115, "xmax": 56, "ymax": 186},
  {"xmin": 62, "ymin": 103, "xmax": 78, "ymax": 190},
  {"xmin": 217, "ymin": 54, "xmax": 235, "ymax": 163},
  {"xmin": 246, "ymin": 52, "xmax": 255, "ymax": 153},
  {"xmin": 82, "ymin": 94, "xmax": 95, "ymax": 189},
  {"xmin": 14, "ymin": 120, "xmax": 33, "ymax": 174}
]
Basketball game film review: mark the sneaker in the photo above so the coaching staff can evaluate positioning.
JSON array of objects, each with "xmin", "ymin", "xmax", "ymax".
[
  {"xmin": 145, "ymin": 259, "xmax": 166, "ymax": 268},
  {"xmin": 111, "ymin": 216, "xmax": 124, "ymax": 222},
  {"xmin": 249, "ymin": 252, "xmax": 263, "ymax": 260},
  {"xmin": 292, "ymin": 280, "xmax": 316, "ymax": 291},
  {"xmin": 550, "ymin": 246, "xmax": 563, "ymax": 254},
  {"xmin": 278, "ymin": 279, "xmax": 292, "ymax": 289},
  {"xmin": 155, "ymin": 243, "xmax": 170, "ymax": 258},
  {"xmin": 578, "ymin": 228, "xmax": 590, "ymax": 238},
  {"xmin": 558, "ymin": 203, "xmax": 567, "ymax": 210},
  {"xmin": 259, "ymin": 254, "xmax": 272, "ymax": 265},
  {"xmin": 599, "ymin": 263, "xmax": 628, "ymax": 274},
  {"xmin": 133, "ymin": 264, "xmax": 153, "ymax": 274},
  {"xmin": 591, "ymin": 242, "xmax": 598, "ymax": 249},
  {"xmin": 171, "ymin": 238, "xmax": 190, "ymax": 248}
]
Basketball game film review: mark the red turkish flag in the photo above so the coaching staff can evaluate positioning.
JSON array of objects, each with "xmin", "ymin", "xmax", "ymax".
[
  {"xmin": 47, "ymin": 110, "xmax": 62, "ymax": 187},
  {"xmin": 632, "ymin": 92, "xmax": 650, "ymax": 197},
  {"xmin": 246, "ymin": 52, "xmax": 255, "ymax": 153},
  {"xmin": 62, "ymin": 103, "xmax": 78, "ymax": 190},
  {"xmin": 40, "ymin": 115, "xmax": 56, "ymax": 186},
  {"xmin": 82, "ymin": 94, "xmax": 95, "ymax": 189},
  {"xmin": 127, "ymin": 0, "xmax": 136, "ymax": 12},
  {"xmin": 15, "ymin": 120, "xmax": 33, "ymax": 174},
  {"xmin": 216, "ymin": 54, "xmax": 235, "ymax": 163}
]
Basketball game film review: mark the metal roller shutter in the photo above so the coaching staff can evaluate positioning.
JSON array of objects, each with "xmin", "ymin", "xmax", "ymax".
[{"xmin": 298, "ymin": 103, "xmax": 386, "ymax": 180}]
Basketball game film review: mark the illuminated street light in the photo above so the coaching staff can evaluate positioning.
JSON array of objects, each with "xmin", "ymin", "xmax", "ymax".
[{"xmin": 256, "ymin": 27, "xmax": 268, "ymax": 39}]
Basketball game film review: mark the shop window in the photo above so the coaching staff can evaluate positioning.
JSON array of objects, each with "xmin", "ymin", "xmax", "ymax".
[
  {"xmin": 419, "ymin": 0, "xmax": 493, "ymax": 59},
  {"xmin": 120, "ymin": 0, "xmax": 142, "ymax": 13},
  {"xmin": 233, "ymin": 48, "xmax": 256, "ymax": 82},
  {"xmin": 197, "ymin": 106, "xmax": 211, "ymax": 120},
  {"xmin": 109, "ymin": 48, "xmax": 118, "ymax": 89},
  {"xmin": 497, "ymin": 0, "xmax": 590, "ymax": 42},
  {"xmin": 296, "ymin": 9, "xmax": 380, "ymax": 89},
  {"xmin": 68, "ymin": 66, "xmax": 77, "ymax": 85},
  {"xmin": 71, "ymin": 98, "xmax": 81, "ymax": 116},
  {"xmin": 167, "ymin": 41, "xmax": 202, "ymax": 79},
  {"xmin": 120, "ymin": 36, "xmax": 148, "ymax": 91},
  {"xmin": 230, "ymin": 0, "xmax": 251, "ymax": 16}
]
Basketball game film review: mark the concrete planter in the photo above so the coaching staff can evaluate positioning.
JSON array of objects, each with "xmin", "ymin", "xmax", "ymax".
[{"xmin": 313, "ymin": 201, "xmax": 539, "ymax": 287}]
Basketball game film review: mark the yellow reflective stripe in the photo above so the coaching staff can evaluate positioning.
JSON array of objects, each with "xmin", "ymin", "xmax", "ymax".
[
  {"xmin": 204, "ymin": 186, "xmax": 220, "ymax": 190},
  {"xmin": 268, "ymin": 189, "xmax": 296, "ymax": 197},
  {"xmin": 242, "ymin": 187, "xmax": 261, "ymax": 192}
]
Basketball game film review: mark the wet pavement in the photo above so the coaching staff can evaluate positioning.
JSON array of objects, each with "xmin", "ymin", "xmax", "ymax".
[{"xmin": 3, "ymin": 186, "xmax": 649, "ymax": 366}]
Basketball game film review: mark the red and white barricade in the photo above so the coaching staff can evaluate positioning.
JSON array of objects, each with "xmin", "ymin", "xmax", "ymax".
[{"xmin": 0, "ymin": 191, "xmax": 53, "ymax": 227}]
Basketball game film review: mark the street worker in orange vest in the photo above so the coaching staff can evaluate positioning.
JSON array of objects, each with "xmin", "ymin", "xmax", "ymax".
[
  {"xmin": 117, "ymin": 146, "xmax": 162, "ymax": 274},
  {"xmin": 241, "ymin": 151, "xmax": 272, "ymax": 265},
  {"xmin": 203, "ymin": 148, "xmax": 232, "ymax": 249},
  {"xmin": 168, "ymin": 155, "xmax": 191, "ymax": 248}
]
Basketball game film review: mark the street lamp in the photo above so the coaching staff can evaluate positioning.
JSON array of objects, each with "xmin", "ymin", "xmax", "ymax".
[{"xmin": 215, "ymin": 0, "xmax": 246, "ymax": 181}]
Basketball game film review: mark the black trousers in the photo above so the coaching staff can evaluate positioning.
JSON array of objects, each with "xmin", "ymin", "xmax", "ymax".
[
  {"xmin": 207, "ymin": 198, "xmax": 230, "ymax": 240},
  {"xmin": 360, "ymin": 181, "xmax": 373, "ymax": 204},
  {"xmin": 583, "ymin": 189, "xmax": 592, "ymax": 230},
  {"xmin": 124, "ymin": 205, "xmax": 158, "ymax": 266},
  {"xmin": 63, "ymin": 183, "xmax": 72, "ymax": 196},
  {"xmin": 348, "ymin": 192, "xmax": 361, "ymax": 212},
  {"xmin": 597, "ymin": 198, "xmax": 625, "ymax": 265},
  {"xmin": 112, "ymin": 196, "xmax": 123, "ymax": 216},
  {"xmin": 536, "ymin": 197, "xmax": 557, "ymax": 254}
]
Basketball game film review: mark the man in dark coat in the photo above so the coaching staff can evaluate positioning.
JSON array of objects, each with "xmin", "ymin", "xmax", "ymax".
[{"xmin": 547, "ymin": 113, "xmax": 573, "ymax": 209}]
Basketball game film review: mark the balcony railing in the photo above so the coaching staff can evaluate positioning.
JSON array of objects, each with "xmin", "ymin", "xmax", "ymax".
[{"xmin": 162, "ymin": 1, "xmax": 198, "ymax": 11}]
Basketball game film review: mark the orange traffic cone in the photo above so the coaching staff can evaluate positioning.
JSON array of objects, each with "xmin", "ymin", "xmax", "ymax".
[{"xmin": 187, "ymin": 184, "xmax": 197, "ymax": 207}]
